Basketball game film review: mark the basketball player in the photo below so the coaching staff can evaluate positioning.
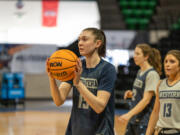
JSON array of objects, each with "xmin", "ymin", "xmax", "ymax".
[
  {"xmin": 146, "ymin": 50, "xmax": 180, "ymax": 135},
  {"xmin": 118, "ymin": 44, "xmax": 162, "ymax": 135},
  {"xmin": 46, "ymin": 28, "xmax": 117, "ymax": 135}
]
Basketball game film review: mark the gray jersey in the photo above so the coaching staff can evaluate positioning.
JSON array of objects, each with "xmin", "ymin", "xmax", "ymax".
[
  {"xmin": 130, "ymin": 68, "xmax": 158, "ymax": 125},
  {"xmin": 157, "ymin": 79, "xmax": 180, "ymax": 129}
]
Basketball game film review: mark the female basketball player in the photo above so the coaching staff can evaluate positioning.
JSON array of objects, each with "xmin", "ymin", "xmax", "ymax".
[
  {"xmin": 146, "ymin": 50, "xmax": 180, "ymax": 135},
  {"xmin": 46, "ymin": 28, "xmax": 117, "ymax": 135},
  {"xmin": 118, "ymin": 44, "xmax": 162, "ymax": 135}
]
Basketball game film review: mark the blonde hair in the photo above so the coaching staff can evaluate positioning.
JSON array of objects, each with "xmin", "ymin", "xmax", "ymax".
[{"xmin": 136, "ymin": 43, "xmax": 162, "ymax": 75}]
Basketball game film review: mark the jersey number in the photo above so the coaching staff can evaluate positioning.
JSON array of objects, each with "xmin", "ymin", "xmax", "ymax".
[
  {"xmin": 78, "ymin": 95, "xmax": 89, "ymax": 109},
  {"xmin": 163, "ymin": 103, "xmax": 172, "ymax": 117}
]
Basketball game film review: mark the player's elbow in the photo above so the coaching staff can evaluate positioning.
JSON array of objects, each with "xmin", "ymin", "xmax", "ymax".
[
  {"xmin": 95, "ymin": 104, "xmax": 106, "ymax": 114},
  {"xmin": 55, "ymin": 101, "xmax": 64, "ymax": 107},
  {"xmin": 54, "ymin": 99, "xmax": 65, "ymax": 107},
  {"xmin": 95, "ymin": 108, "xmax": 104, "ymax": 114}
]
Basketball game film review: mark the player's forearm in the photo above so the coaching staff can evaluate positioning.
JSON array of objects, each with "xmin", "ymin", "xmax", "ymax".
[
  {"xmin": 146, "ymin": 109, "xmax": 159, "ymax": 135},
  {"xmin": 49, "ymin": 77, "xmax": 64, "ymax": 106},
  {"xmin": 75, "ymin": 81, "xmax": 106, "ymax": 114},
  {"xmin": 128, "ymin": 98, "xmax": 150, "ymax": 119}
]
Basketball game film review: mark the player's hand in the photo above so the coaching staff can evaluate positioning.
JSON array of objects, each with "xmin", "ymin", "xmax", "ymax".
[
  {"xmin": 46, "ymin": 58, "xmax": 53, "ymax": 78},
  {"xmin": 118, "ymin": 113, "xmax": 131, "ymax": 123},
  {"xmin": 124, "ymin": 90, "xmax": 133, "ymax": 99},
  {"xmin": 118, "ymin": 114, "xmax": 130, "ymax": 135},
  {"xmin": 73, "ymin": 58, "xmax": 82, "ymax": 87}
]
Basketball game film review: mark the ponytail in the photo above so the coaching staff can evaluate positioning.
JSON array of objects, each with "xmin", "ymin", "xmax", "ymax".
[
  {"xmin": 136, "ymin": 44, "xmax": 162, "ymax": 75},
  {"xmin": 149, "ymin": 48, "xmax": 162, "ymax": 75}
]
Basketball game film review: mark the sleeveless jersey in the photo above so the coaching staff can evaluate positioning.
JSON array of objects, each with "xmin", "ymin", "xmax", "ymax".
[
  {"xmin": 157, "ymin": 79, "xmax": 180, "ymax": 129},
  {"xmin": 65, "ymin": 58, "xmax": 117, "ymax": 135},
  {"xmin": 130, "ymin": 68, "xmax": 156, "ymax": 125}
]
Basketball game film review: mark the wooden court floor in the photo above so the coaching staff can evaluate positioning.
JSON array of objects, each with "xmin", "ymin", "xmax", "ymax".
[{"xmin": 0, "ymin": 111, "xmax": 124, "ymax": 135}]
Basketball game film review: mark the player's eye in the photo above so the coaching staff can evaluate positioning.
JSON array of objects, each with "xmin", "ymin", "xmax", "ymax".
[
  {"xmin": 82, "ymin": 37, "xmax": 88, "ymax": 41},
  {"xmin": 169, "ymin": 59, "xmax": 175, "ymax": 64}
]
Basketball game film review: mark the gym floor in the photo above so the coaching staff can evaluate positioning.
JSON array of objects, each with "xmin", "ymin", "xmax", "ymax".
[{"xmin": 0, "ymin": 100, "xmax": 128, "ymax": 135}]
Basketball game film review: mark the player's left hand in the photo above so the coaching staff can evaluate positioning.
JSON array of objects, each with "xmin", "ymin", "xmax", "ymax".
[
  {"xmin": 73, "ymin": 58, "xmax": 82, "ymax": 86},
  {"xmin": 118, "ymin": 113, "xmax": 131, "ymax": 124},
  {"xmin": 118, "ymin": 113, "xmax": 130, "ymax": 135}
]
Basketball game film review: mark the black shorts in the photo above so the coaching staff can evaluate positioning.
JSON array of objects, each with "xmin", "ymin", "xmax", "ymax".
[{"xmin": 125, "ymin": 123, "xmax": 147, "ymax": 135}]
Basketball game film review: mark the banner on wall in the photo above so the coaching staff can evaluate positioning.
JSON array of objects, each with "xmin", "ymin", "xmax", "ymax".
[
  {"xmin": 42, "ymin": 0, "xmax": 59, "ymax": 27},
  {"xmin": 0, "ymin": 1, "xmax": 100, "ymax": 46},
  {"xmin": 10, "ymin": 45, "xmax": 57, "ymax": 73}
]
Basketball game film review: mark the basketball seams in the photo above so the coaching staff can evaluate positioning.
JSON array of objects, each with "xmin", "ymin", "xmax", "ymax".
[
  {"xmin": 64, "ymin": 50, "xmax": 77, "ymax": 62},
  {"xmin": 50, "ymin": 57, "xmax": 76, "ymax": 62},
  {"xmin": 50, "ymin": 65, "xmax": 76, "ymax": 71}
]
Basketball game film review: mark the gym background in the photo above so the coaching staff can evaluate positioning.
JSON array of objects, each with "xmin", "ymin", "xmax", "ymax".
[{"xmin": 0, "ymin": 0, "xmax": 180, "ymax": 117}]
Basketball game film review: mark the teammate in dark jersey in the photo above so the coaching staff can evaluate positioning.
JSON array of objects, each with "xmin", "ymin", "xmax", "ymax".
[
  {"xmin": 46, "ymin": 28, "xmax": 117, "ymax": 135},
  {"xmin": 146, "ymin": 50, "xmax": 180, "ymax": 135},
  {"xmin": 118, "ymin": 44, "xmax": 162, "ymax": 135}
]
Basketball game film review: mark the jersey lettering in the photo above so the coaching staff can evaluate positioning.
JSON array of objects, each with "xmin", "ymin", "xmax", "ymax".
[
  {"xmin": 163, "ymin": 103, "xmax": 172, "ymax": 117},
  {"xmin": 133, "ymin": 78, "xmax": 143, "ymax": 88},
  {"xmin": 78, "ymin": 95, "xmax": 89, "ymax": 109},
  {"xmin": 78, "ymin": 77, "xmax": 98, "ymax": 109}
]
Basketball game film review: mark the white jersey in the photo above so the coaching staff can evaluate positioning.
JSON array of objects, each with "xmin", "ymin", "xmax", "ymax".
[{"xmin": 157, "ymin": 79, "xmax": 180, "ymax": 129}]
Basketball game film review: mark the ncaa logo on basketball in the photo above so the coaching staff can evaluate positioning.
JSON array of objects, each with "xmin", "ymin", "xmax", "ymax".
[{"xmin": 50, "ymin": 62, "xmax": 62, "ymax": 67}]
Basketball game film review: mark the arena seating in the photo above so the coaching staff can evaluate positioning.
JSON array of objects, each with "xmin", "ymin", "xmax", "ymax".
[
  {"xmin": 119, "ymin": 0, "xmax": 157, "ymax": 30},
  {"xmin": 115, "ymin": 58, "xmax": 139, "ymax": 109}
]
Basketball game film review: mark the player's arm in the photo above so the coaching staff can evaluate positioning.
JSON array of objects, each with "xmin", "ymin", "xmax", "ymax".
[
  {"xmin": 74, "ymin": 59, "xmax": 116, "ymax": 114},
  {"xmin": 123, "ymin": 91, "xmax": 154, "ymax": 120},
  {"xmin": 146, "ymin": 81, "xmax": 161, "ymax": 135},
  {"xmin": 49, "ymin": 78, "xmax": 72, "ymax": 106},
  {"xmin": 119, "ymin": 72, "xmax": 158, "ymax": 122},
  {"xmin": 118, "ymin": 91, "xmax": 154, "ymax": 132},
  {"xmin": 46, "ymin": 58, "xmax": 72, "ymax": 106},
  {"xmin": 76, "ymin": 82, "xmax": 111, "ymax": 114}
]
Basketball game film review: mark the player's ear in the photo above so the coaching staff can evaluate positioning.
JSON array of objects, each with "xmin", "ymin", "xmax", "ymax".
[
  {"xmin": 145, "ymin": 55, "xmax": 149, "ymax": 61},
  {"xmin": 95, "ymin": 40, "xmax": 102, "ymax": 48}
]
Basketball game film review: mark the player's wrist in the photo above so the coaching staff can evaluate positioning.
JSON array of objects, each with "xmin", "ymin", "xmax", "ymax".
[
  {"xmin": 49, "ymin": 76, "xmax": 55, "ymax": 81},
  {"xmin": 74, "ymin": 81, "xmax": 82, "ymax": 88}
]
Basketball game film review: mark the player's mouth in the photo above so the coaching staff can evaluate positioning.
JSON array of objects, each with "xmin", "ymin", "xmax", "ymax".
[{"xmin": 79, "ymin": 48, "xmax": 84, "ymax": 52}]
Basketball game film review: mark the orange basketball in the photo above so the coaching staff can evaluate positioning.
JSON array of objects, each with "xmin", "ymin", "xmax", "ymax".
[{"xmin": 48, "ymin": 49, "xmax": 78, "ymax": 81}]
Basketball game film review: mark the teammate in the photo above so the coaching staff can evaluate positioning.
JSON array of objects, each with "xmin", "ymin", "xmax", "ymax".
[
  {"xmin": 146, "ymin": 50, "xmax": 180, "ymax": 135},
  {"xmin": 118, "ymin": 44, "xmax": 162, "ymax": 135},
  {"xmin": 46, "ymin": 28, "xmax": 117, "ymax": 135}
]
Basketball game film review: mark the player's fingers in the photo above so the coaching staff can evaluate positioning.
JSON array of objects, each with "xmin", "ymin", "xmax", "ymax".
[
  {"xmin": 78, "ymin": 58, "xmax": 82, "ymax": 67},
  {"xmin": 124, "ymin": 92, "xmax": 128, "ymax": 99}
]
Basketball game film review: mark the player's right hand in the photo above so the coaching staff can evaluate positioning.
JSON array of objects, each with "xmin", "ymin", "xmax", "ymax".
[
  {"xmin": 46, "ymin": 58, "xmax": 53, "ymax": 78},
  {"xmin": 124, "ymin": 90, "xmax": 133, "ymax": 99}
]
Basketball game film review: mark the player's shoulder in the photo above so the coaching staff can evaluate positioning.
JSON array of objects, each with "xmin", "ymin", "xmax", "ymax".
[
  {"xmin": 101, "ymin": 58, "xmax": 116, "ymax": 71},
  {"xmin": 147, "ymin": 69, "xmax": 160, "ymax": 80},
  {"xmin": 148, "ymin": 69, "xmax": 159, "ymax": 76}
]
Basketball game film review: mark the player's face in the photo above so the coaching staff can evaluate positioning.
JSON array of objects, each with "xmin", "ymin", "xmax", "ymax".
[
  {"xmin": 78, "ymin": 31, "xmax": 98, "ymax": 57},
  {"xmin": 164, "ymin": 54, "xmax": 180, "ymax": 77},
  {"xmin": 133, "ymin": 47, "xmax": 146, "ymax": 66}
]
